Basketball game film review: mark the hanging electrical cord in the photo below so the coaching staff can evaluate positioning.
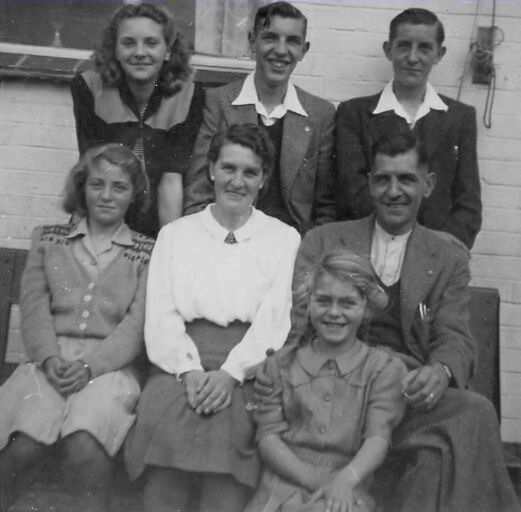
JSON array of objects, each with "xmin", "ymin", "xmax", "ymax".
[{"xmin": 458, "ymin": 0, "xmax": 504, "ymax": 128}]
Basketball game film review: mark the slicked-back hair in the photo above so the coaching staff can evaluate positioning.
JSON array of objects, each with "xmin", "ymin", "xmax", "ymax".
[
  {"xmin": 62, "ymin": 143, "xmax": 149, "ymax": 218},
  {"xmin": 253, "ymin": 1, "xmax": 307, "ymax": 38},
  {"xmin": 208, "ymin": 123, "xmax": 275, "ymax": 184},
  {"xmin": 389, "ymin": 8, "xmax": 445, "ymax": 46},
  {"xmin": 369, "ymin": 132, "xmax": 428, "ymax": 174},
  {"xmin": 94, "ymin": 2, "xmax": 192, "ymax": 96}
]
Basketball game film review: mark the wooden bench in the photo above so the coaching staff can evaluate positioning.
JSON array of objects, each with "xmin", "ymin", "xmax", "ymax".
[{"xmin": 0, "ymin": 247, "xmax": 519, "ymax": 508}]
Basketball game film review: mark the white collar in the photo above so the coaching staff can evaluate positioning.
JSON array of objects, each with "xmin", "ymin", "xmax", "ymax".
[
  {"xmin": 374, "ymin": 219, "xmax": 412, "ymax": 242},
  {"xmin": 373, "ymin": 81, "xmax": 448, "ymax": 126},
  {"xmin": 199, "ymin": 204, "xmax": 268, "ymax": 243},
  {"xmin": 232, "ymin": 72, "xmax": 307, "ymax": 124}
]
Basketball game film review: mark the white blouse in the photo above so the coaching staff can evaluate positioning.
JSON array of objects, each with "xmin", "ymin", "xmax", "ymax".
[{"xmin": 145, "ymin": 206, "xmax": 301, "ymax": 382}]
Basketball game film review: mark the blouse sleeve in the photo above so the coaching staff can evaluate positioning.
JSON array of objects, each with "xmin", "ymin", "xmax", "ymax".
[
  {"xmin": 220, "ymin": 228, "xmax": 301, "ymax": 382},
  {"xmin": 70, "ymin": 73, "xmax": 101, "ymax": 154},
  {"xmin": 144, "ymin": 224, "xmax": 204, "ymax": 375},
  {"xmin": 253, "ymin": 355, "xmax": 290, "ymax": 441},
  {"xmin": 82, "ymin": 263, "xmax": 149, "ymax": 378},
  {"xmin": 363, "ymin": 356, "xmax": 407, "ymax": 443},
  {"xmin": 20, "ymin": 227, "xmax": 60, "ymax": 364}
]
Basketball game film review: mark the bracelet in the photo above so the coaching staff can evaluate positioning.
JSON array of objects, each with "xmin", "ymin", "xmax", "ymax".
[{"xmin": 78, "ymin": 359, "xmax": 92, "ymax": 381}]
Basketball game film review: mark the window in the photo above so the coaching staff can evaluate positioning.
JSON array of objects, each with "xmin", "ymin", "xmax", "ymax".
[{"xmin": 0, "ymin": 0, "xmax": 264, "ymax": 79}]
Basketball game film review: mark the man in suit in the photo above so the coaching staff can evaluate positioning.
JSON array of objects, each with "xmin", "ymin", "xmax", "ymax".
[
  {"xmin": 183, "ymin": 1, "xmax": 336, "ymax": 234},
  {"xmin": 336, "ymin": 8, "xmax": 481, "ymax": 249},
  {"xmin": 292, "ymin": 132, "xmax": 519, "ymax": 512}
]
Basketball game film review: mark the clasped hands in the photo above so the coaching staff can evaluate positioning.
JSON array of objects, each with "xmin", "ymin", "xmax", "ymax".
[
  {"xmin": 43, "ymin": 356, "xmax": 91, "ymax": 397},
  {"xmin": 183, "ymin": 369, "xmax": 237, "ymax": 415},
  {"xmin": 401, "ymin": 363, "xmax": 450, "ymax": 411},
  {"xmin": 307, "ymin": 465, "xmax": 369, "ymax": 512}
]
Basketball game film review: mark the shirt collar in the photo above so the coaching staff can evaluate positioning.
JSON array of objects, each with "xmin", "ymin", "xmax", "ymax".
[
  {"xmin": 232, "ymin": 72, "xmax": 307, "ymax": 123},
  {"xmin": 296, "ymin": 339, "xmax": 370, "ymax": 377},
  {"xmin": 374, "ymin": 219, "xmax": 412, "ymax": 242},
  {"xmin": 199, "ymin": 204, "xmax": 268, "ymax": 243},
  {"xmin": 66, "ymin": 217, "xmax": 134, "ymax": 247},
  {"xmin": 373, "ymin": 80, "xmax": 448, "ymax": 125}
]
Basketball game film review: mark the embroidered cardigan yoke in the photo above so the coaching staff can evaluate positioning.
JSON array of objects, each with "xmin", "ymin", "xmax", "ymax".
[{"xmin": 20, "ymin": 223, "xmax": 154, "ymax": 379}]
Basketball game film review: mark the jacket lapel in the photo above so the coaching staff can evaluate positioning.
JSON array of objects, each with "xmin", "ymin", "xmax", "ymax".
[
  {"xmin": 416, "ymin": 109, "xmax": 451, "ymax": 160},
  {"xmin": 226, "ymin": 81, "xmax": 260, "ymax": 125},
  {"xmin": 400, "ymin": 225, "xmax": 438, "ymax": 335},
  {"xmin": 366, "ymin": 95, "xmax": 409, "ymax": 143},
  {"xmin": 280, "ymin": 110, "xmax": 313, "ymax": 196}
]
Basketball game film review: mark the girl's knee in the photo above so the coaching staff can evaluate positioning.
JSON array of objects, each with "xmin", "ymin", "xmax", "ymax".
[
  {"xmin": 1, "ymin": 433, "xmax": 44, "ymax": 469},
  {"xmin": 62, "ymin": 432, "xmax": 112, "ymax": 481}
]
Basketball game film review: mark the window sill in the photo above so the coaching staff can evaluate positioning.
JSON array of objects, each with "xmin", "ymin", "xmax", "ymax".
[{"xmin": 0, "ymin": 43, "xmax": 254, "ymax": 84}]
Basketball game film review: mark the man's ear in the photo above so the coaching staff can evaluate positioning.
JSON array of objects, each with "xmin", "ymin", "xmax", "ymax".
[
  {"xmin": 300, "ymin": 41, "xmax": 310, "ymax": 60},
  {"xmin": 383, "ymin": 40, "xmax": 392, "ymax": 61},
  {"xmin": 423, "ymin": 171, "xmax": 437, "ymax": 198},
  {"xmin": 435, "ymin": 45, "xmax": 447, "ymax": 64}
]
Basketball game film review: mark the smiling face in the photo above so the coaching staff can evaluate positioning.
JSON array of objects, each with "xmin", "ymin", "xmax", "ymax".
[
  {"xmin": 210, "ymin": 143, "xmax": 266, "ymax": 218},
  {"xmin": 369, "ymin": 149, "xmax": 435, "ymax": 236},
  {"xmin": 309, "ymin": 273, "xmax": 367, "ymax": 357},
  {"xmin": 115, "ymin": 16, "xmax": 170, "ymax": 86},
  {"xmin": 85, "ymin": 158, "xmax": 134, "ymax": 231},
  {"xmin": 383, "ymin": 22, "xmax": 445, "ymax": 93},
  {"xmin": 249, "ymin": 15, "xmax": 309, "ymax": 89}
]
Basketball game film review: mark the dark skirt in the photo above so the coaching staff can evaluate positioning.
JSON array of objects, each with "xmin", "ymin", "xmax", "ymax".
[{"xmin": 124, "ymin": 319, "xmax": 259, "ymax": 488}]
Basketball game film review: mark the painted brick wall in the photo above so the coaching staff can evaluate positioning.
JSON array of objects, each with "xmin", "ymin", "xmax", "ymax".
[{"xmin": 1, "ymin": 0, "xmax": 520, "ymax": 440}]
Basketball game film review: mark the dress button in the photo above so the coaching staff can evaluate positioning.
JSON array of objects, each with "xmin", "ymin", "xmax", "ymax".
[
  {"xmin": 87, "ymin": 282, "xmax": 95, "ymax": 290},
  {"xmin": 82, "ymin": 311, "xmax": 90, "ymax": 318},
  {"xmin": 319, "ymin": 426, "xmax": 327, "ymax": 435},
  {"xmin": 84, "ymin": 295, "xmax": 92, "ymax": 302},
  {"xmin": 323, "ymin": 394, "xmax": 331, "ymax": 402},
  {"xmin": 79, "ymin": 323, "xmax": 87, "ymax": 330}
]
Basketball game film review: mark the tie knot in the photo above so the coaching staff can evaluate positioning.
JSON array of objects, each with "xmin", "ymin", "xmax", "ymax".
[{"xmin": 224, "ymin": 232, "xmax": 237, "ymax": 244}]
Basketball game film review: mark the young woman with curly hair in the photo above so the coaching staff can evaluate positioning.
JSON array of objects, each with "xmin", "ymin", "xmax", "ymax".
[{"xmin": 71, "ymin": 2, "xmax": 204, "ymax": 238}]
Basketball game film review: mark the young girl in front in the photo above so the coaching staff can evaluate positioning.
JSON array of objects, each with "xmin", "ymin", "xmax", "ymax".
[{"xmin": 246, "ymin": 249, "xmax": 407, "ymax": 512}]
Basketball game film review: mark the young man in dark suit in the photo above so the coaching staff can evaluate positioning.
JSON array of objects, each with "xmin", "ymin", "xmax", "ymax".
[
  {"xmin": 336, "ymin": 8, "xmax": 481, "ymax": 248},
  {"xmin": 183, "ymin": 1, "xmax": 336, "ymax": 234}
]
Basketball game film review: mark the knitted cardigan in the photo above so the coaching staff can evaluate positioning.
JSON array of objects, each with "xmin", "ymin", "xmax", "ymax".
[{"xmin": 20, "ymin": 223, "xmax": 153, "ymax": 378}]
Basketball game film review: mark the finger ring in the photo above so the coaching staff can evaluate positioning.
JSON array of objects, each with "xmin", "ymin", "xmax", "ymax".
[{"xmin": 428, "ymin": 392, "xmax": 435, "ymax": 401}]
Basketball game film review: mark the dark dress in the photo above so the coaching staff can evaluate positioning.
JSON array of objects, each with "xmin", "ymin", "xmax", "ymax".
[{"xmin": 71, "ymin": 70, "xmax": 204, "ymax": 238}]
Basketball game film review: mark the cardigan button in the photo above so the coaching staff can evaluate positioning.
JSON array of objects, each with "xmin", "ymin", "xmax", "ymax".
[
  {"xmin": 81, "ymin": 311, "xmax": 90, "ymax": 318},
  {"xmin": 84, "ymin": 295, "xmax": 92, "ymax": 302},
  {"xmin": 87, "ymin": 282, "xmax": 95, "ymax": 290},
  {"xmin": 79, "ymin": 323, "xmax": 87, "ymax": 330}
]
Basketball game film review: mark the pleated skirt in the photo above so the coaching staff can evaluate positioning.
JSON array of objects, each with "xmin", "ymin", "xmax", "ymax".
[{"xmin": 125, "ymin": 319, "xmax": 259, "ymax": 488}]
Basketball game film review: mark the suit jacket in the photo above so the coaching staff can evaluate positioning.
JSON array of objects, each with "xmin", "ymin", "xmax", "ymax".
[
  {"xmin": 291, "ymin": 215, "xmax": 476, "ymax": 389},
  {"xmin": 335, "ymin": 93, "xmax": 482, "ymax": 249},
  {"xmin": 183, "ymin": 78, "xmax": 337, "ymax": 234}
]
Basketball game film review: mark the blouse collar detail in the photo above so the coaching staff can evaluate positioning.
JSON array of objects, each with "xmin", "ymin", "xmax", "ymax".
[{"xmin": 200, "ymin": 204, "xmax": 268, "ymax": 243}]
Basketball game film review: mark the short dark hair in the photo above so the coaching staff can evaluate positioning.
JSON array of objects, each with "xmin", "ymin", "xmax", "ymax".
[
  {"xmin": 62, "ymin": 143, "xmax": 149, "ymax": 218},
  {"xmin": 94, "ymin": 2, "xmax": 192, "ymax": 96},
  {"xmin": 369, "ymin": 132, "xmax": 428, "ymax": 172},
  {"xmin": 208, "ymin": 124, "xmax": 275, "ymax": 183},
  {"xmin": 389, "ymin": 8, "xmax": 445, "ymax": 46},
  {"xmin": 253, "ymin": 1, "xmax": 307, "ymax": 38}
]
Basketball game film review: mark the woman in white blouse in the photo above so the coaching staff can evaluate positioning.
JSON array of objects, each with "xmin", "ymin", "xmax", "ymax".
[{"xmin": 125, "ymin": 124, "xmax": 301, "ymax": 512}]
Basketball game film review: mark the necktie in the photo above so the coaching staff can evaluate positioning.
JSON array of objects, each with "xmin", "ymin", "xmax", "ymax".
[{"xmin": 224, "ymin": 232, "xmax": 237, "ymax": 244}]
